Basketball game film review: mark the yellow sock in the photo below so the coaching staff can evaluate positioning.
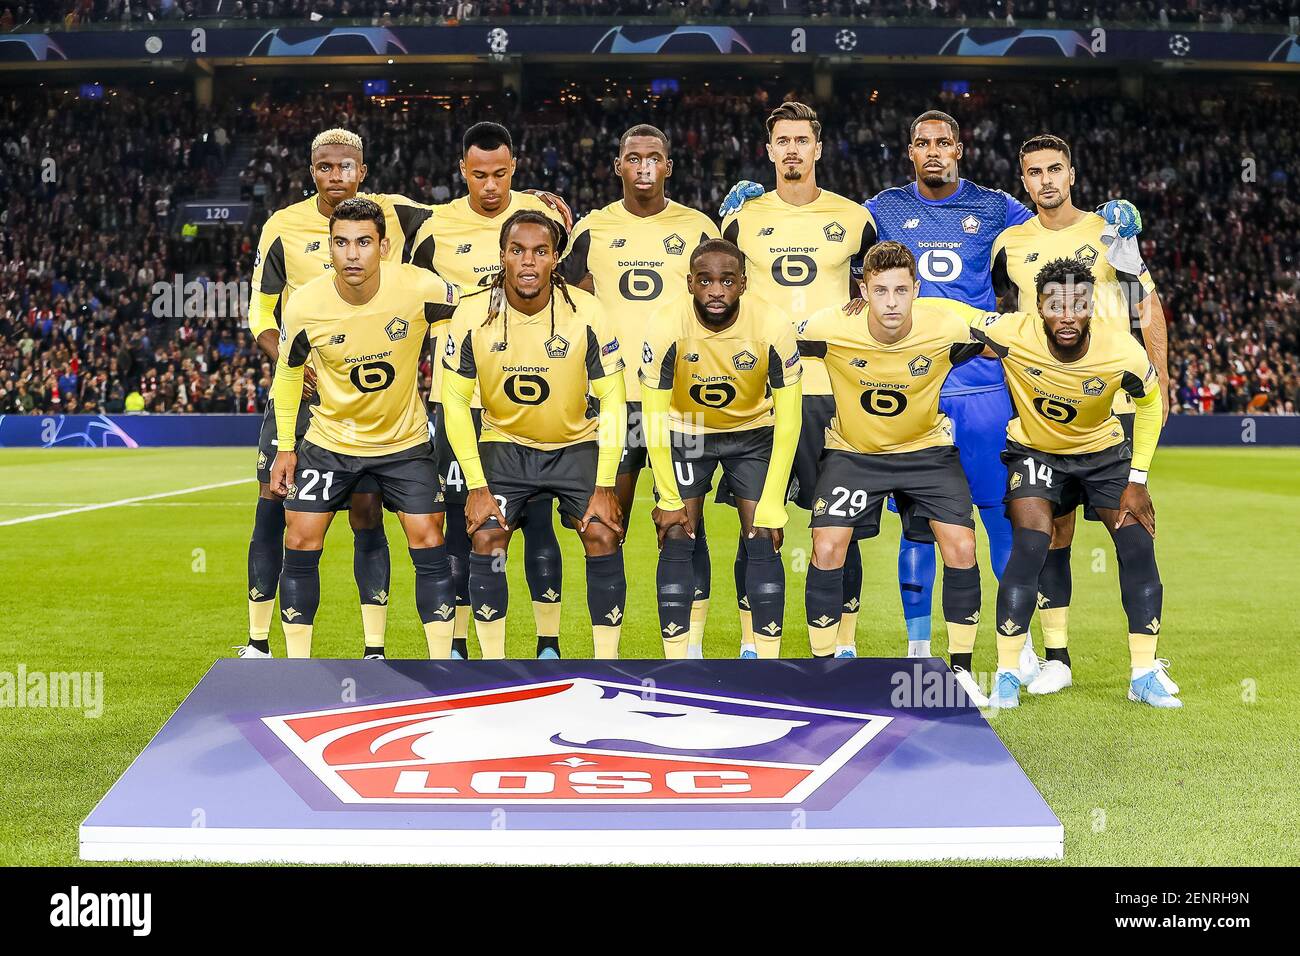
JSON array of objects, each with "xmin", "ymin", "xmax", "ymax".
[
  {"xmin": 424, "ymin": 619, "xmax": 454, "ymax": 659},
  {"xmin": 756, "ymin": 632, "xmax": 783, "ymax": 659},
  {"xmin": 947, "ymin": 620, "xmax": 978, "ymax": 656},
  {"xmin": 248, "ymin": 600, "xmax": 274, "ymax": 642},
  {"xmin": 477, "ymin": 619, "xmax": 507, "ymax": 659},
  {"xmin": 738, "ymin": 604, "xmax": 754, "ymax": 649},
  {"xmin": 1041, "ymin": 606, "xmax": 1070, "ymax": 649},
  {"xmin": 593, "ymin": 625, "xmax": 621, "ymax": 659},
  {"xmin": 454, "ymin": 605, "xmax": 470, "ymax": 641},
  {"xmin": 533, "ymin": 601, "xmax": 562, "ymax": 641},
  {"xmin": 996, "ymin": 633, "xmax": 1025, "ymax": 671},
  {"xmin": 1129, "ymin": 632, "xmax": 1159, "ymax": 670},
  {"xmin": 689, "ymin": 598, "xmax": 709, "ymax": 650},
  {"xmin": 662, "ymin": 633, "xmax": 689, "ymax": 659},
  {"xmin": 836, "ymin": 610, "xmax": 859, "ymax": 651},
  {"xmin": 284, "ymin": 623, "xmax": 313, "ymax": 659},
  {"xmin": 809, "ymin": 623, "xmax": 837, "ymax": 658},
  {"xmin": 361, "ymin": 604, "xmax": 388, "ymax": 649}
]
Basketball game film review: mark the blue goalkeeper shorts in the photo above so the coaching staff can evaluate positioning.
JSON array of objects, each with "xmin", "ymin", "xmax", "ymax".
[{"xmin": 939, "ymin": 384, "xmax": 1015, "ymax": 509}]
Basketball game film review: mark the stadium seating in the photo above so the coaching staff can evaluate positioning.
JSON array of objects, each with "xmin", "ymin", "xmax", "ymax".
[
  {"xmin": 8, "ymin": 1, "xmax": 1299, "ymax": 28},
  {"xmin": 2, "ymin": 79, "xmax": 1297, "ymax": 416}
]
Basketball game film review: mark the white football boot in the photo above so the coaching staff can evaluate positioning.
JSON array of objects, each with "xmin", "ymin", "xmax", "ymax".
[
  {"xmin": 1027, "ymin": 659, "xmax": 1072, "ymax": 695},
  {"xmin": 952, "ymin": 666, "xmax": 990, "ymax": 708}
]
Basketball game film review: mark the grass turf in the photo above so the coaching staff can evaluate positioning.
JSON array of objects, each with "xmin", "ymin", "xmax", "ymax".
[{"xmin": 0, "ymin": 445, "xmax": 1296, "ymax": 866}]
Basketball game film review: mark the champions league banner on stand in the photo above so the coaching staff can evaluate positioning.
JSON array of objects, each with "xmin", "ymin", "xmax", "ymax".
[
  {"xmin": 0, "ymin": 414, "xmax": 261, "ymax": 448},
  {"xmin": 81, "ymin": 659, "xmax": 1063, "ymax": 864},
  {"xmin": 2, "ymin": 23, "xmax": 1297, "ymax": 65}
]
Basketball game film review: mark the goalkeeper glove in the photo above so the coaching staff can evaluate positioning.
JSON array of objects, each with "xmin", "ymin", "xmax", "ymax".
[
  {"xmin": 1098, "ymin": 199, "xmax": 1143, "ymax": 239},
  {"xmin": 718, "ymin": 181, "xmax": 765, "ymax": 218}
]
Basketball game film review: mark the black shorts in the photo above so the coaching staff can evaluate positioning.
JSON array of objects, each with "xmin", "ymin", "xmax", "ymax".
[
  {"xmin": 257, "ymin": 397, "xmax": 380, "ymax": 499},
  {"xmin": 1003, "ymin": 438, "xmax": 1132, "ymax": 520},
  {"xmin": 618, "ymin": 400, "xmax": 647, "ymax": 476},
  {"xmin": 810, "ymin": 446, "xmax": 975, "ymax": 544},
  {"xmin": 284, "ymin": 439, "xmax": 445, "ymax": 515},
  {"xmin": 480, "ymin": 440, "xmax": 598, "ymax": 529},
  {"xmin": 791, "ymin": 394, "xmax": 837, "ymax": 510},
  {"xmin": 668, "ymin": 426, "xmax": 773, "ymax": 502},
  {"xmin": 430, "ymin": 402, "xmax": 483, "ymax": 506},
  {"xmin": 1082, "ymin": 412, "xmax": 1135, "ymax": 521}
]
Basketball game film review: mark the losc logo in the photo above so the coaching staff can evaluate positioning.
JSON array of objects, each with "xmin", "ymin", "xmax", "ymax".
[{"xmin": 261, "ymin": 678, "xmax": 891, "ymax": 805}]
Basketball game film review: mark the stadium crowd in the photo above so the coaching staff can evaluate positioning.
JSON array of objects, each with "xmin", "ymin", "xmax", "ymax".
[
  {"xmin": 1, "ymin": 77, "xmax": 1297, "ymax": 416},
  {"xmin": 6, "ymin": 0, "xmax": 1298, "ymax": 29}
]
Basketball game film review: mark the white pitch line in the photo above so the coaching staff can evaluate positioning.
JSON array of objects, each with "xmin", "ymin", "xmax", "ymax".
[{"xmin": 0, "ymin": 478, "xmax": 255, "ymax": 527}]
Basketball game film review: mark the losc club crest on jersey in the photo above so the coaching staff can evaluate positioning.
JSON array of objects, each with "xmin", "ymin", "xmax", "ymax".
[{"xmin": 261, "ymin": 677, "xmax": 891, "ymax": 805}]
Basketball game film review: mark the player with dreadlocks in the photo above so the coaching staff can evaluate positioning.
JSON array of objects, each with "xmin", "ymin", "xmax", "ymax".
[{"xmin": 442, "ymin": 210, "xmax": 629, "ymax": 659}]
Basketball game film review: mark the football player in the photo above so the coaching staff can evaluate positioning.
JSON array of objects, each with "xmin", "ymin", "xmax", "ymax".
[
  {"xmin": 797, "ymin": 242, "xmax": 987, "ymax": 702},
  {"xmin": 244, "ymin": 128, "xmax": 434, "ymax": 660},
  {"xmin": 969, "ymin": 257, "xmax": 1178, "ymax": 709},
  {"xmin": 641, "ymin": 239, "xmax": 802, "ymax": 658},
  {"xmin": 720, "ymin": 101, "xmax": 877, "ymax": 659},
  {"xmin": 267, "ymin": 198, "xmax": 460, "ymax": 660},
  {"xmin": 991, "ymin": 133, "xmax": 1169, "ymax": 694},
  {"xmin": 405, "ymin": 122, "xmax": 572, "ymax": 660},
  {"xmin": 559, "ymin": 125, "xmax": 719, "ymax": 657},
  {"xmin": 443, "ymin": 210, "xmax": 628, "ymax": 659}
]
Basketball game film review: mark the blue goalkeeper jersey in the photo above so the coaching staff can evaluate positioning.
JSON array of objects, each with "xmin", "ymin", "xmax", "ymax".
[{"xmin": 867, "ymin": 179, "xmax": 1032, "ymax": 393}]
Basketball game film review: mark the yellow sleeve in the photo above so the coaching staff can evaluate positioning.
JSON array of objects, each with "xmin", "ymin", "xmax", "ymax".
[
  {"xmin": 249, "ymin": 218, "xmax": 287, "ymax": 339},
  {"xmin": 590, "ymin": 370, "xmax": 626, "ymax": 488},
  {"xmin": 641, "ymin": 383, "xmax": 682, "ymax": 511},
  {"xmin": 272, "ymin": 306, "xmax": 309, "ymax": 451},
  {"xmin": 921, "ymin": 296, "xmax": 987, "ymax": 327},
  {"xmin": 753, "ymin": 381, "xmax": 802, "ymax": 529},
  {"xmin": 1130, "ymin": 388, "xmax": 1162, "ymax": 473},
  {"xmin": 440, "ymin": 348, "xmax": 485, "ymax": 490}
]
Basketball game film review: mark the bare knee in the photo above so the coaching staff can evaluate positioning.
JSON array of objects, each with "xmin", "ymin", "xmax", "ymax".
[
  {"xmin": 348, "ymin": 493, "xmax": 384, "ymax": 530},
  {"xmin": 582, "ymin": 521, "xmax": 622, "ymax": 556},
  {"xmin": 1051, "ymin": 511, "xmax": 1076, "ymax": 549},
  {"xmin": 937, "ymin": 529, "xmax": 977, "ymax": 569},
  {"xmin": 472, "ymin": 528, "xmax": 510, "ymax": 556},
  {"xmin": 812, "ymin": 534, "xmax": 849, "ymax": 570}
]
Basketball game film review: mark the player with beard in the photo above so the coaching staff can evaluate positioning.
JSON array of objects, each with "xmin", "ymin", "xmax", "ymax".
[
  {"xmin": 992, "ymin": 133, "xmax": 1170, "ymax": 695},
  {"xmin": 640, "ymin": 240, "xmax": 802, "ymax": 658},
  {"xmin": 444, "ymin": 210, "xmax": 628, "ymax": 659},
  {"xmin": 243, "ymin": 128, "xmax": 434, "ymax": 660},
  {"xmin": 559, "ymin": 125, "xmax": 719, "ymax": 657},
  {"xmin": 404, "ymin": 122, "xmax": 573, "ymax": 660},
  {"xmin": 970, "ymin": 257, "xmax": 1176, "ymax": 709},
  {"xmin": 720, "ymin": 101, "xmax": 877, "ymax": 659},
  {"xmin": 268, "ymin": 198, "xmax": 460, "ymax": 661}
]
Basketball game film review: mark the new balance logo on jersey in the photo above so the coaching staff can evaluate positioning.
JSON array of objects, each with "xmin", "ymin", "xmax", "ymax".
[
  {"xmin": 1026, "ymin": 367, "xmax": 1043, "ymax": 376},
  {"xmin": 824, "ymin": 222, "xmax": 846, "ymax": 242},
  {"xmin": 490, "ymin": 341, "xmax": 508, "ymax": 352},
  {"xmin": 305, "ymin": 241, "xmax": 321, "ymax": 253},
  {"xmin": 758, "ymin": 227, "xmax": 774, "ymax": 236},
  {"xmin": 961, "ymin": 215, "xmax": 981, "ymax": 234},
  {"xmin": 610, "ymin": 238, "xmax": 627, "ymax": 248},
  {"xmin": 684, "ymin": 352, "xmax": 699, "ymax": 362},
  {"xmin": 903, "ymin": 218, "xmax": 920, "ymax": 229},
  {"xmin": 1024, "ymin": 252, "xmax": 1039, "ymax": 263},
  {"xmin": 664, "ymin": 234, "xmax": 686, "ymax": 255},
  {"xmin": 329, "ymin": 334, "xmax": 347, "ymax": 345},
  {"xmin": 456, "ymin": 243, "xmax": 473, "ymax": 254},
  {"xmin": 850, "ymin": 357, "xmax": 868, "ymax": 368}
]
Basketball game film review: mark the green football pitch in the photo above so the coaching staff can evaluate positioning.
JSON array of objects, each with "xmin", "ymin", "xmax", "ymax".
[{"xmin": 0, "ymin": 446, "xmax": 1296, "ymax": 866}]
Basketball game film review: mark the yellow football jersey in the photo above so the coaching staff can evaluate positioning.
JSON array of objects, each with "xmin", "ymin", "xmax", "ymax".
[
  {"xmin": 442, "ymin": 285, "xmax": 623, "ymax": 450},
  {"xmin": 992, "ymin": 211, "xmax": 1159, "ymax": 415},
  {"xmin": 279, "ymin": 262, "xmax": 459, "ymax": 456},
  {"xmin": 722, "ymin": 189, "xmax": 877, "ymax": 396},
  {"xmin": 404, "ymin": 191, "xmax": 564, "ymax": 408},
  {"xmin": 640, "ymin": 293, "xmax": 801, "ymax": 435},
  {"xmin": 249, "ymin": 192, "xmax": 431, "ymax": 338},
  {"xmin": 797, "ymin": 298, "xmax": 984, "ymax": 455},
  {"xmin": 970, "ymin": 309, "xmax": 1160, "ymax": 455},
  {"xmin": 558, "ymin": 199, "xmax": 719, "ymax": 401}
]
